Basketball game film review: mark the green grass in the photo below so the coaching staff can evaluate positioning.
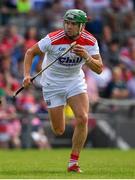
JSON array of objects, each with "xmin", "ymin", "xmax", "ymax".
[{"xmin": 0, "ymin": 148, "xmax": 135, "ymax": 179}]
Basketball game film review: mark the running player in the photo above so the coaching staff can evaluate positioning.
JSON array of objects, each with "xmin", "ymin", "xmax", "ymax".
[{"xmin": 23, "ymin": 9, "xmax": 103, "ymax": 173}]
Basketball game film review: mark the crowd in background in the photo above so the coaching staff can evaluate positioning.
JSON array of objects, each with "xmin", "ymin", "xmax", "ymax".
[{"xmin": 1, "ymin": 0, "xmax": 135, "ymax": 149}]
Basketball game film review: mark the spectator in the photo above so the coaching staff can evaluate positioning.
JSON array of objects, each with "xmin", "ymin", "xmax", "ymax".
[
  {"xmin": 0, "ymin": 0, "xmax": 17, "ymax": 25},
  {"xmin": 61, "ymin": 0, "xmax": 74, "ymax": 10},
  {"xmin": 24, "ymin": 26, "xmax": 39, "ymax": 51},
  {"xmin": 37, "ymin": 99, "xmax": 48, "ymax": 114},
  {"xmin": 100, "ymin": 25, "xmax": 113, "ymax": 65},
  {"xmin": 89, "ymin": 65, "xmax": 112, "ymax": 97},
  {"xmin": 31, "ymin": 117, "xmax": 51, "ymax": 149},
  {"xmin": 74, "ymin": 0, "xmax": 88, "ymax": 12},
  {"xmin": 85, "ymin": 0, "xmax": 110, "ymax": 16},
  {"xmin": 127, "ymin": 68, "xmax": 135, "ymax": 99},
  {"xmin": 104, "ymin": 66, "xmax": 129, "ymax": 99},
  {"xmin": 23, "ymin": 26, "xmax": 41, "ymax": 74},
  {"xmin": 0, "ymin": 57, "xmax": 20, "ymax": 99},
  {"xmin": 120, "ymin": 38, "xmax": 135, "ymax": 70},
  {"xmin": 0, "ymin": 96, "xmax": 21, "ymax": 148},
  {"xmin": 119, "ymin": 0, "xmax": 134, "ymax": 13},
  {"xmin": 106, "ymin": 38, "xmax": 120, "ymax": 68},
  {"xmin": 16, "ymin": 88, "xmax": 39, "ymax": 113},
  {"xmin": 6, "ymin": 107, "xmax": 22, "ymax": 148}
]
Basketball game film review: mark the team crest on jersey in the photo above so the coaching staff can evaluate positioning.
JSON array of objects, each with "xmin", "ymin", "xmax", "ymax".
[
  {"xmin": 46, "ymin": 99, "xmax": 51, "ymax": 106},
  {"xmin": 58, "ymin": 56, "xmax": 82, "ymax": 66}
]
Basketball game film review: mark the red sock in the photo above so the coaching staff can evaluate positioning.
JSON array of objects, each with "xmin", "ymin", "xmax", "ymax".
[{"xmin": 68, "ymin": 153, "xmax": 79, "ymax": 167}]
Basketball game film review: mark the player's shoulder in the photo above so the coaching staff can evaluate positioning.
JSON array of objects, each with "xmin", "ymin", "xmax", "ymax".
[
  {"xmin": 48, "ymin": 29, "xmax": 71, "ymax": 45},
  {"xmin": 82, "ymin": 29, "xmax": 96, "ymax": 40},
  {"xmin": 48, "ymin": 29, "xmax": 65, "ymax": 41},
  {"xmin": 81, "ymin": 29, "xmax": 97, "ymax": 45}
]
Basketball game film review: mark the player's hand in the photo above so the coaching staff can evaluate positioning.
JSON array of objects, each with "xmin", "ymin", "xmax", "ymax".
[
  {"xmin": 72, "ymin": 44, "xmax": 89, "ymax": 59},
  {"xmin": 23, "ymin": 75, "xmax": 32, "ymax": 88}
]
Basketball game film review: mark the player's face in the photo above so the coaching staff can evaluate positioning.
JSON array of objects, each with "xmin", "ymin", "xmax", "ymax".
[{"xmin": 64, "ymin": 20, "xmax": 82, "ymax": 39}]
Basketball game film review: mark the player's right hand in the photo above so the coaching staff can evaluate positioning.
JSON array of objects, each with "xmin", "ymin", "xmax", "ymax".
[{"xmin": 23, "ymin": 75, "xmax": 32, "ymax": 88}]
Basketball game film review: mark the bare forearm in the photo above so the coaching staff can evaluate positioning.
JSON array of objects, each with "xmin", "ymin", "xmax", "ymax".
[
  {"xmin": 23, "ymin": 43, "xmax": 44, "ymax": 88},
  {"xmin": 24, "ymin": 49, "xmax": 35, "ymax": 77},
  {"xmin": 85, "ymin": 56, "xmax": 103, "ymax": 74}
]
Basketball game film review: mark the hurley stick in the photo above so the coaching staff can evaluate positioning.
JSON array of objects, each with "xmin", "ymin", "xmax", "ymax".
[{"xmin": 13, "ymin": 41, "xmax": 76, "ymax": 97}]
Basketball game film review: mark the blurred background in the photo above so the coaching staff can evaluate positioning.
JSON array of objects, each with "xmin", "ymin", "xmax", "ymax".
[{"xmin": 0, "ymin": 0, "xmax": 135, "ymax": 150}]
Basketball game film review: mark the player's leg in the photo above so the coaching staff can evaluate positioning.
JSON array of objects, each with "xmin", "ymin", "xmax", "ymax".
[
  {"xmin": 42, "ymin": 85, "xmax": 66, "ymax": 136},
  {"xmin": 48, "ymin": 105, "xmax": 65, "ymax": 135},
  {"xmin": 67, "ymin": 93, "xmax": 89, "ymax": 172}
]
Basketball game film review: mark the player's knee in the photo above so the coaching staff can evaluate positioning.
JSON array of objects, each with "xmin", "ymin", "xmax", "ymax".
[
  {"xmin": 53, "ymin": 127, "xmax": 65, "ymax": 136},
  {"xmin": 76, "ymin": 113, "xmax": 88, "ymax": 126}
]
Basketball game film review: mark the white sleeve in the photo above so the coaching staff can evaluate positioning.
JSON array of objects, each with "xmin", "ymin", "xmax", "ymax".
[
  {"xmin": 88, "ymin": 40, "xmax": 100, "ymax": 55},
  {"xmin": 38, "ymin": 35, "xmax": 51, "ymax": 53}
]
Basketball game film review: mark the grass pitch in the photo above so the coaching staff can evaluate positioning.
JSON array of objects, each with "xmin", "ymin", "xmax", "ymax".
[{"xmin": 0, "ymin": 148, "xmax": 135, "ymax": 179}]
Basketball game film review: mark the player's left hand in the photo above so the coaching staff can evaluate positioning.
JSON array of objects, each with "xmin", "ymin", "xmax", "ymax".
[{"xmin": 72, "ymin": 44, "xmax": 89, "ymax": 59}]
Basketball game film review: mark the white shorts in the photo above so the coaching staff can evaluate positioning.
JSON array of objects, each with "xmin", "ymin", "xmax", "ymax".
[{"xmin": 42, "ymin": 78, "xmax": 87, "ymax": 108}]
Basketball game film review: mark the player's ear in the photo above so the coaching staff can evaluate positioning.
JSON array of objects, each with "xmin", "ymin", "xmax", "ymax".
[{"xmin": 82, "ymin": 23, "xmax": 85, "ymax": 29}]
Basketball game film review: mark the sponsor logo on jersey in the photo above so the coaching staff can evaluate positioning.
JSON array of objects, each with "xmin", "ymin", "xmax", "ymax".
[
  {"xmin": 58, "ymin": 47, "xmax": 66, "ymax": 51},
  {"xmin": 58, "ymin": 56, "xmax": 82, "ymax": 66}
]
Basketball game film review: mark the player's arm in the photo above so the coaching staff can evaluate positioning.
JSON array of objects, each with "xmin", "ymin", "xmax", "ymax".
[
  {"xmin": 23, "ymin": 43, "xmax": 44, "ymax": 87},
  {"xmin": 84, "ymin": 54, "xmax": 103, "ymax": 74},
  {"xmin": 72, "ymin": 44, "xmax": 103, "ymax": 74}
]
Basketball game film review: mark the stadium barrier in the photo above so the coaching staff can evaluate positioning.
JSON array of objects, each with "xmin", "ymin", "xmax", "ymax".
[
  {"xmin": 1, "ymin": 98, "xmax": 135, "ymax": 149},
  {"xmin": 88, "ymin": 98, "xmax": 135, "ymax": 149}
]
